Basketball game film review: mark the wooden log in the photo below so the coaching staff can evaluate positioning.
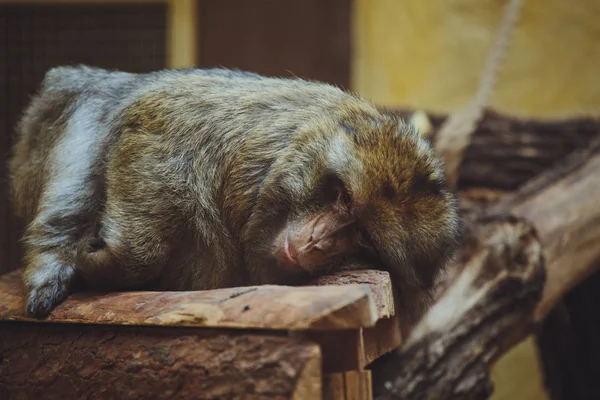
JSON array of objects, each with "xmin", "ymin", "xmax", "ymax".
[
  {"xmin": 0, "ymin": 322, "xmax": 321, "ymax": 400},
  {"xmin": 374, "ymin": 217, "xmax": 545, "ymax": 399},
  {"xmin": 391, "ymin": 108, "xmax": 599, "ymax": 191},
  {"xmin": 372, "ymin": 132, "xmax": 600, "ymax": 399},
  {"xmin": 0, "ymin": 269, "xmax": 395, "ymax": 331},
  {"xmin": 510, "ymin": 150, "xmax": 600, "ymax": 321}
]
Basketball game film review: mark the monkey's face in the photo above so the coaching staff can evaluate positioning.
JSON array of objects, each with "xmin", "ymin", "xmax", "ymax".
[
  {"xmin": 271, "ymin": 173, "xmax": 373, "ymax": 275},
  {"xmin": 244, "ymin": 114, "xmax": 460, "ymax": 290}
]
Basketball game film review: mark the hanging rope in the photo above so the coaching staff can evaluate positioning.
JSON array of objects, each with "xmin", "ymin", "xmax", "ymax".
[{"xmin": 434, "ymin": 0, "xmax": 526, "ymax": 188}]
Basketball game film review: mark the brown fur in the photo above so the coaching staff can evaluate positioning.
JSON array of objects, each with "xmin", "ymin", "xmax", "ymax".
[{"xmin": 9, "ymin": 66, "xmax": 460, "ymax": 321}]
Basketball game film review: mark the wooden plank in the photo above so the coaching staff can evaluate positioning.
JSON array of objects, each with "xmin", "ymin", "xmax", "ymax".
[
  {"xmin": 0, "ymin": 321, "xmax": 321, "ymax": 399},
  {"xmin": 324, "ymin": 373, "xmax": 346, "ymax": 400},
  {"xmin": 293, "ymin": 345, "xmax": 324, "ymax": 400},
  {"xmin": 345, "ymin": 370, "xmax": 372, "ymax": 400},
  {"xmin": 0, "ymin": 269, "xmax": 381, "ymax": 330},
  {"xmin": 295, "ymin": 329, "xmax": 365, "ymax": 374},
  {"xmin": 362, "ymin": 315, "xmax": 403, "ymax": 365},
  {"xmin": 324, "ymin": 371, "xmax": 373, "ymax": 400},
  {"xmin": 296, "ymin": 314, "xmax": 402, "ymax": 373}
]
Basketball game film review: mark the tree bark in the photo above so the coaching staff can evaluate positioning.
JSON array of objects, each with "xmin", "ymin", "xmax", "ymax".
[
  {"xmin": 391, "ymin": 108, "xmax": 599, "ymax": 191},
  {"xmin": 373, "ymin": 217, "xmax": 545, "ymax": 399},
  {"xmin": 0, "ymin": 323, "xmax": 321, "ymax": 400},
  {"xmin": 372, "ymin": 114, "xmax": 600, "ymax": 399}
]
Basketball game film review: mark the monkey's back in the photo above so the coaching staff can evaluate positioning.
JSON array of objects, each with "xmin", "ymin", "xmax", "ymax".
[
  {"xmin": 10, "ymin": 65, "xmax": 376, "ymax": 290},
  {"xmin": 95, "ymin": 67, "xmax": 365, "ymax": 278},
  {"xmin": 9, "ymin": 64, "xmax": 366, "ymax": 225}
]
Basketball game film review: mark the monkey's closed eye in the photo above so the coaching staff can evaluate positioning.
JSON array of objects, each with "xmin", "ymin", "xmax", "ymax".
[
  {"xmin": 340, "ymin": 188, "xmax": 352, "ymax": 207},
  {"xmin": 321, "ymin": 174, "xmax": 352, "ymax": 208}
]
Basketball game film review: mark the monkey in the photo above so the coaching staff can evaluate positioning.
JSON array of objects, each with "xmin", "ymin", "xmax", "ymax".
[{"xmin": 8, "ymin": 65, "xmax": 461, "ymax": 324}]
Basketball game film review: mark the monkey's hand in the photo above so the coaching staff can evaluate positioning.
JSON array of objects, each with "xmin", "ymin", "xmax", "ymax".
[{"xmin": 22, "ymin": 250, "xmax": 77, "ymax": 318}]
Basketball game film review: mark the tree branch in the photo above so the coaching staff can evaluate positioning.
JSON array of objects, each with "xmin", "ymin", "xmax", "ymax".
[{"xmin": 373, "ymin": 112, "xmax": 600, "ymax": 399}]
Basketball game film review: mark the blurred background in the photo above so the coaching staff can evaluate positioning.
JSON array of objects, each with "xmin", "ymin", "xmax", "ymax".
[{"xmin": 1, "ymin": 1, "xmax": 598, "ymax": 399}]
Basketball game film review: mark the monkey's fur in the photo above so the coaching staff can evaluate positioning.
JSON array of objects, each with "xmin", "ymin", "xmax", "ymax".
[{"xmin": 9, "ymin": 66, "xmax": 460, "ymax": 321}]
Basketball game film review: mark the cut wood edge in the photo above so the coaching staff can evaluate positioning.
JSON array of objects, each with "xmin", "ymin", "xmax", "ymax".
[
  {"xmin": 294, "ymin": 313, "xmax": 402, "ymax": 374},
  {"xmin": 313, "ymin": 270, "xmax": 395, "ymax": 319},
  {"xmin": 305, "ymin": 285, "xmax": 379, "ymax": 330}
]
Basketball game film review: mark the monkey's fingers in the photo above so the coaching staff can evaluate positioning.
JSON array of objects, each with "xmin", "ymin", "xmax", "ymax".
[
  {"xmin": 26, "ymin": 281, "xmax": 70, "ymax": 318},
  {"xmin": 24, "ymin": 262, "xmax": 75, "ymax": 318}
]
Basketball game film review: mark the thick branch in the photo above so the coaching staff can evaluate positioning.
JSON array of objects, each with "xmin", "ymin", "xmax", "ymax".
[
  {"xmin": 392, "ymin": 108, "xmax": 599, "ymax": 190},
  {"xmin": 374, "ymin": 217, "xmax": 545, "ymax": 399},
  {"xmin": 373, "ymin": 121, "xmax": 600, "ymax": 399}
]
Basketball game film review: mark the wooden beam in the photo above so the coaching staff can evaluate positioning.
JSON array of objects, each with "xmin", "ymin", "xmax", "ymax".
[
  {"xmin": 294, "ymin": 313, "xmax": 402, "ymax": 373},
  {"xmin": 167, "ymin": 0, "xmax": 198, "ymax": 68}
]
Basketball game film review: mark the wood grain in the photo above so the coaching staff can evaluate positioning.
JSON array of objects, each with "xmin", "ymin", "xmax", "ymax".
[
  {"xmin": 324, "ymin": 371, "xmax": 373, "ymax": 400},
  {"xmin": 0, "ymin": 269, "xmax": 395, "ymax": 331},
  {"xmin": 313, "ymin": 270, "xmax": 395, "ymax": 319}
]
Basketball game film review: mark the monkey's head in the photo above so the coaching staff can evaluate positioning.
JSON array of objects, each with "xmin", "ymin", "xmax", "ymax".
[{"xmin": 243, "ymin": 107, "xmax": 460, "ymax": 306}]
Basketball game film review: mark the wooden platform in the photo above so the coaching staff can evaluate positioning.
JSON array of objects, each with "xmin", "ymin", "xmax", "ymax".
[{"xmin": 0, "ymin": 269, "xmax": 402, "ymax": 400}]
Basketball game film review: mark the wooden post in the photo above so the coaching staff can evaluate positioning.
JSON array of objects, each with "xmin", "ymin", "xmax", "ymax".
[{"xmin": 167, "ymin": 0, "xmax": 199, "ymax": 68}]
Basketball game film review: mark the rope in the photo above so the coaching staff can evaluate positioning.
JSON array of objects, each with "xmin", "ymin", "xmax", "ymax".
[{"xmin": 434, "ymin": 0, "xmax": 526, "ymax": 188}]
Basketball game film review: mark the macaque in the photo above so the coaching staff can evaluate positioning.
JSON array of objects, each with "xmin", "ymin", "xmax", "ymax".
[{"xmin": 9, "ymin": 66, "xmax": 460, "ymax": 321}]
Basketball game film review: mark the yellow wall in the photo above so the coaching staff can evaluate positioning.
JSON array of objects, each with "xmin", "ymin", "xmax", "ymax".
[
  {"xmin": 352, "ymin": 0, "xmax": 600, "ymax": 118},
  {"xmin": 490, "ymin": 336, "xmax": 549, "ymax": 400}
]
